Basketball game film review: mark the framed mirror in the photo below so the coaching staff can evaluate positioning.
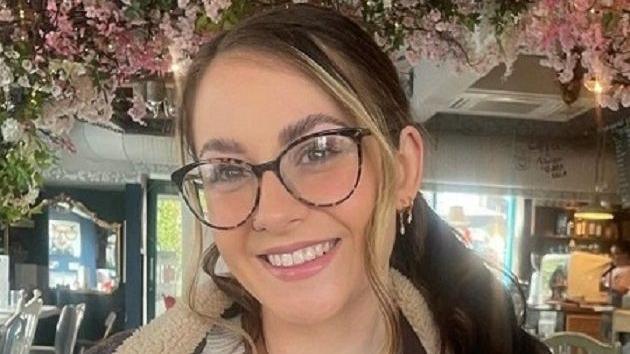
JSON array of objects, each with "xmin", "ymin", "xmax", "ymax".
[{"xmin": 42, "ymin": 193, "xmax": 123, "ymax": 294}]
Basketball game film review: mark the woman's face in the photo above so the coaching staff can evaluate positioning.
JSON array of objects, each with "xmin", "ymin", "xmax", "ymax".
[{"xmin": 191, "ymin": 51, "xmax": 381, "ymax": 324}]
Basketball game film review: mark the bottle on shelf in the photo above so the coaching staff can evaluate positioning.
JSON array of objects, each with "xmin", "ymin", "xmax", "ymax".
[
  {"xmin": 556, "ymin": 213, "xmax": 568, "ymax": 236},
  {"xmin": 588, "ymin": 222, "xmax": 596, "ymax": 237},
  {"xmin": 595, "ymin": 223, "xmax": 603, "ymax": 238},
  {"xmin": 567, "ymin": 220, "xmax": 574, "ymax": 237}
]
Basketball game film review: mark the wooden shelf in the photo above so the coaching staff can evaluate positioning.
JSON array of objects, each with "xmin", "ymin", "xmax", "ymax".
[
  {"xmin": 538, "ymin": 235, "xmax": 572, "ymax": 240},
  {"xmin": 536, "ymin": 235, "xmax": 616, "ymax": 242},
  {"xmin": 571, "ymin": 237, "xmax": 615, "ymax": 243}
]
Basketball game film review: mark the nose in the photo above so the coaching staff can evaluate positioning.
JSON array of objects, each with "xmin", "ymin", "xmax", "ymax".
[{"xmin": 251, "ymin": 170, "xmax": 306, "ymax": 233}]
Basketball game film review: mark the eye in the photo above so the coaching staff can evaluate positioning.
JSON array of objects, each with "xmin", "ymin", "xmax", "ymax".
[
  {"xmin": 204, "ymin": 164, "xmax": 250, "ymax": 184},
  {"xmin": 297, "ymin": 137, "xmax": 342, "ymax": 165}
]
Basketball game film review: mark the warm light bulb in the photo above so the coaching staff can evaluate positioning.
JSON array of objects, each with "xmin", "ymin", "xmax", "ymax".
[
  {"xmin": 584, "ymin": 79, "xmax": 605, "ymax": 94},
  {"xmin": 171, "ymin": 62, "xmax": 181, "ymax": 75},
  {"xmin": 574, "ymin": 211, "xmax": 614, "ymax": 220}
]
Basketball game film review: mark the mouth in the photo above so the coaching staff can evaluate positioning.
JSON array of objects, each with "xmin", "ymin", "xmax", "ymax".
[{"xmin": 257, "ymin": 238, "xmax": 342, "ymax": 281}]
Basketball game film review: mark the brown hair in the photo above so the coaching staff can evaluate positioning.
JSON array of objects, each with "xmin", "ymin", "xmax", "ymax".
[{"xmin": 177, "ymin": 4, "xmax": 548, "ymax": 354}]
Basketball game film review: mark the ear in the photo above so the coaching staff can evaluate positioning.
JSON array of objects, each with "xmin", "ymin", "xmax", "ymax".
[{"xmin": 395, "ymin": 125, "xmax": 424, "ymax": 209}]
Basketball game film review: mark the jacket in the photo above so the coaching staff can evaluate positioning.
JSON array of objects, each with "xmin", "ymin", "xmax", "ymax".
[{"xmin": 87, "ymin": 269, "xmax": 439, "ymax": 354}]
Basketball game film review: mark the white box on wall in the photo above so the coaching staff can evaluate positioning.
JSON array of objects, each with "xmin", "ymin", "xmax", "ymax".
[{"xmin": 0, "ymin": 255, "xmax": 9, "ymax": 308}]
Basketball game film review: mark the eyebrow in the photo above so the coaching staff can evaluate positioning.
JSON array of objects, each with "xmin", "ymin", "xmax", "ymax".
[
  {"xmin": 198, "ymin": 138, "xmax": 246, "ymax": 156},
  {"xmin": 279, "ymin": 114, "xmax": 348, "ymax": 147},
  {"xmin": 198, "ymin": 113, "xmax": 348, "ymax": 158}
]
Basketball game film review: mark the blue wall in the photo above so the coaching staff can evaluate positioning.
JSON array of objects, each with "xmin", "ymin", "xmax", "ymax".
[
  {"xmin": 124, "ymin": 183, "xmax": 143, "ymax": 329},
  {"xmin": 10, "ymin": 184, "xmax": 145, "ymax": 338},
  {"xmin": 41, "ymin": 184, "xmax": 145, "ymax": 330}
]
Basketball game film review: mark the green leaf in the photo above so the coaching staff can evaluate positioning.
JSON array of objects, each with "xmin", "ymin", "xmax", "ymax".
[
  {"xmin": 159, "ymin": 0, "xmax": 175, "ymax": 10},
  {"xmin": 602, "ymin": 11, "xmax": 615, "ymax": 32}
]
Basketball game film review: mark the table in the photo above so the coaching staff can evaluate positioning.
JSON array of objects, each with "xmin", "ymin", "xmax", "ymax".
[
  {"xmin": 528, "ymin": 302, "xmax": 615, "ymax": 341},
  {"xmin": 612, "ymin": 309, "xmax": 630, "ymax": 343},
  {"xmin": 0, "ymin": 305, "xmax": 61, "ymax": 324},
  {"xmin": 558, "ymin": 302, "xmax": 614, "ymax": 342}
]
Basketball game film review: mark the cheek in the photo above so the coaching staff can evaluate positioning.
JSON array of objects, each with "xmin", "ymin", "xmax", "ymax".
[
  {"xmin": 212, "ymin": 231, "xmax": 249, "ymax": 275},
  {"xmin": 328, "ymin": 148, "xmax": 379, "ymax": 258}
]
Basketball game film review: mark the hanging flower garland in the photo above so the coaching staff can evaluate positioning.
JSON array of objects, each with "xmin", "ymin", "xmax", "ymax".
[
  {"xmin": 0, "ymin": 0, "xmax": 628, "ymax": 226},
  {"xmin": 521, "ymin": 0, "xmax": 630, "ymax": 110}
]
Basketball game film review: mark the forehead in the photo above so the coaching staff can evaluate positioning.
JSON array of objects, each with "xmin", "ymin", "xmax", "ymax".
[{"xmin": 191, "ymin": 51, "xmax": 352, "ymax": 158}]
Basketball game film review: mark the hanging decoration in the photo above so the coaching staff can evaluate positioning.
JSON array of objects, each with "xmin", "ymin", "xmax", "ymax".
[
  {"xmin": 0, "ymin": 0, "xmax": 628, "ymax": 225},
  {"xmin": 521, "ymin": 0, "xmax": 629, "ymax": 109}
]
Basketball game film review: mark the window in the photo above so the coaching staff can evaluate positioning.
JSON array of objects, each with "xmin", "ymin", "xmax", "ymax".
[
  {"xmin": 154, "ymin": 194, "xmax": 184, "ymax": 317},
  {"xmin": 430, "ymin": 191, "xmax": 516, "ymax": 271}
]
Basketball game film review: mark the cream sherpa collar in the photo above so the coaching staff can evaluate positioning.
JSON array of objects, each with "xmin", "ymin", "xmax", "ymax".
[{"xmin": 114, "ymin": 268, "xmax": 441, "ymax": 354}]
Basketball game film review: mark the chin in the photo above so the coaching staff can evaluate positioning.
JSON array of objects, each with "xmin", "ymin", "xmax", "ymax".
[
  {"xmin": 264, "ymin": 288, "xmax": 348, "ymax": 325},
  {"xmin": 256, "ymin": 266, "xmax": 355, "ymax": 324}
]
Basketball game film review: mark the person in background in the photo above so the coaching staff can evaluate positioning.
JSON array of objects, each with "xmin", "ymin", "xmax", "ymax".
[{"xmin": 604, "ymin": 243, "xmax": 630, "ymax": 296}]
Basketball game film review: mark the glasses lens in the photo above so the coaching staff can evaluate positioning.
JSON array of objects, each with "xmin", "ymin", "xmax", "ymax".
[
  {"xmin": 280, "ymin": 134, "xmax": 360, "ymax": 206},
  {"xmin": 181, "ymin": 161, "xmax": 258, "ymax": 228}
]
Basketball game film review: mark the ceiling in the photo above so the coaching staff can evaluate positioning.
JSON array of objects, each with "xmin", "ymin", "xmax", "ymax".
[
  {"xmin": 47, "ymin": 54, "xmax": 630, "ymax": 188},
  {"xmin": 413, "ymin": 54, "xmax": 630, "ymax": 138}
]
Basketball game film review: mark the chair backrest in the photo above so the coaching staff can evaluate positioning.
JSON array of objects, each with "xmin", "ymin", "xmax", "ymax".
[
  {"xmin": 11, "ymin": 289, "xmax": 27, "ymax": 315},
  {"xmin": 54, "ymin": 303, "xmax": 86, "ymax": 354},
  {"xmin": 16, "ymin": 297, "xmax": 43, "ymax": 354},
  {"xmin": 30, "ymin": 289, "xmax": 42, "ymax": 302},
  {"xmin": 0, "ymin": 313, "xmax": 26, "ymax": 354},
  {"xmin": 102, "ymin": 311, "xmax": 117, "ymax": 339},
  {"xmin": 544, "ymin": 332, "xmax": 622, "ymax": 354}
]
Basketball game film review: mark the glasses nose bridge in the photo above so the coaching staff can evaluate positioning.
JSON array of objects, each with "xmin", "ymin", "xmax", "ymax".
[{"xmin": 251, "ymin": 158, "xmax": 283, "ymax": 181}]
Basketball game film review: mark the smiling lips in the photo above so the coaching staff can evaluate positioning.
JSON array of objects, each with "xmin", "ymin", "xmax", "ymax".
[
  {"xmin": 258, "ymin": 238, "xmax": 342, "ymax": 281},
  {"xmin": 264, "ymin": 239, "xmax": 338, "ymax": 267}
]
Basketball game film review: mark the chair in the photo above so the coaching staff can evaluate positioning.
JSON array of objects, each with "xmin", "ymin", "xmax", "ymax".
[
  {"xmin": 30, "ymin": 303, "xmax": 85, "ymax": 354},
  {"xmin": 544, "ymin": 332, "xmax": 622, "ymax": 354},
  {"xmin": 0, "ymin": 313, "xmax": 26, "ymax": 354},
  {"xmin": 76, "ymin": 311, "xmax": 117, "ymax": 354},
  {"xmin": 10, "ymin": 290, "xmax": 27, "ymax": 314},
  {"xmin": 16, "ymin": 296, "xmax": 43, "ymax": 354}
]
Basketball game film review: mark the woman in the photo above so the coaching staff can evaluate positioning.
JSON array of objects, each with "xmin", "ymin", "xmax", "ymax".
[{"xmin": 90, "ymin": 4, "xmax": 549, "ymax": 354}]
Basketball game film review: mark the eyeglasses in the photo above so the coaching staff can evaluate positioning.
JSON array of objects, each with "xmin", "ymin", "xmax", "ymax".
[{"xmin": 171, "ymin": 127, "xmax": 372, "ymax": 230}]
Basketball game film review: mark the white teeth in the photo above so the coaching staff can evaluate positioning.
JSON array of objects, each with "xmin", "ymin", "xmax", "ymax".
[
  {"xmin": 292, "ymin": 249, "xmax": 304, "ymax": 264},
  {"xmin": 267, "ymin": 254, "xmax": 283, "ymax": 267},
  {"xmin": 265, "ymin": 240, "xmax": 337, "ymax": 268},
  {"xmin": 304, "ymin": 247, "xmax": 316, "ymax": 261},
  {"xmin": 281, "ymin": 254, "xmax": 293, "ymax": 267}
]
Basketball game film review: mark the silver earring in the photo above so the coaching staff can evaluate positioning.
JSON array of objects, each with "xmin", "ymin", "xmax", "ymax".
[{"xmin": 406, "ymin": 200, "xmax": 414, "ymax": 224}]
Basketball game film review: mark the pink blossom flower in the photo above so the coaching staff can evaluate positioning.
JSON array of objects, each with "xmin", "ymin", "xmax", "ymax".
[
  {"xmin": 46, "ymin": 0, "xmax": 57, "ymax": 12},
  {"xmin": 127, "ymin": 94, "xmax": 148, "ymax": 125},
  {"xmin": 600, "ymin": 93, "xmax": 619, "ymax": 110},
  {"xmin": 573, "ymin": 0, "xmax": 592, "ymax": 12},
  {"xmin": 203, "ymin": 0, "xmax": 232, "ymax": 23},
  {"xmin": 0, "ymin": 9, "xmax": 13, "ymax": 21},
  {"xmin": 429, "ymin": 9, "xmax": 441, "ymax": 22}
]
